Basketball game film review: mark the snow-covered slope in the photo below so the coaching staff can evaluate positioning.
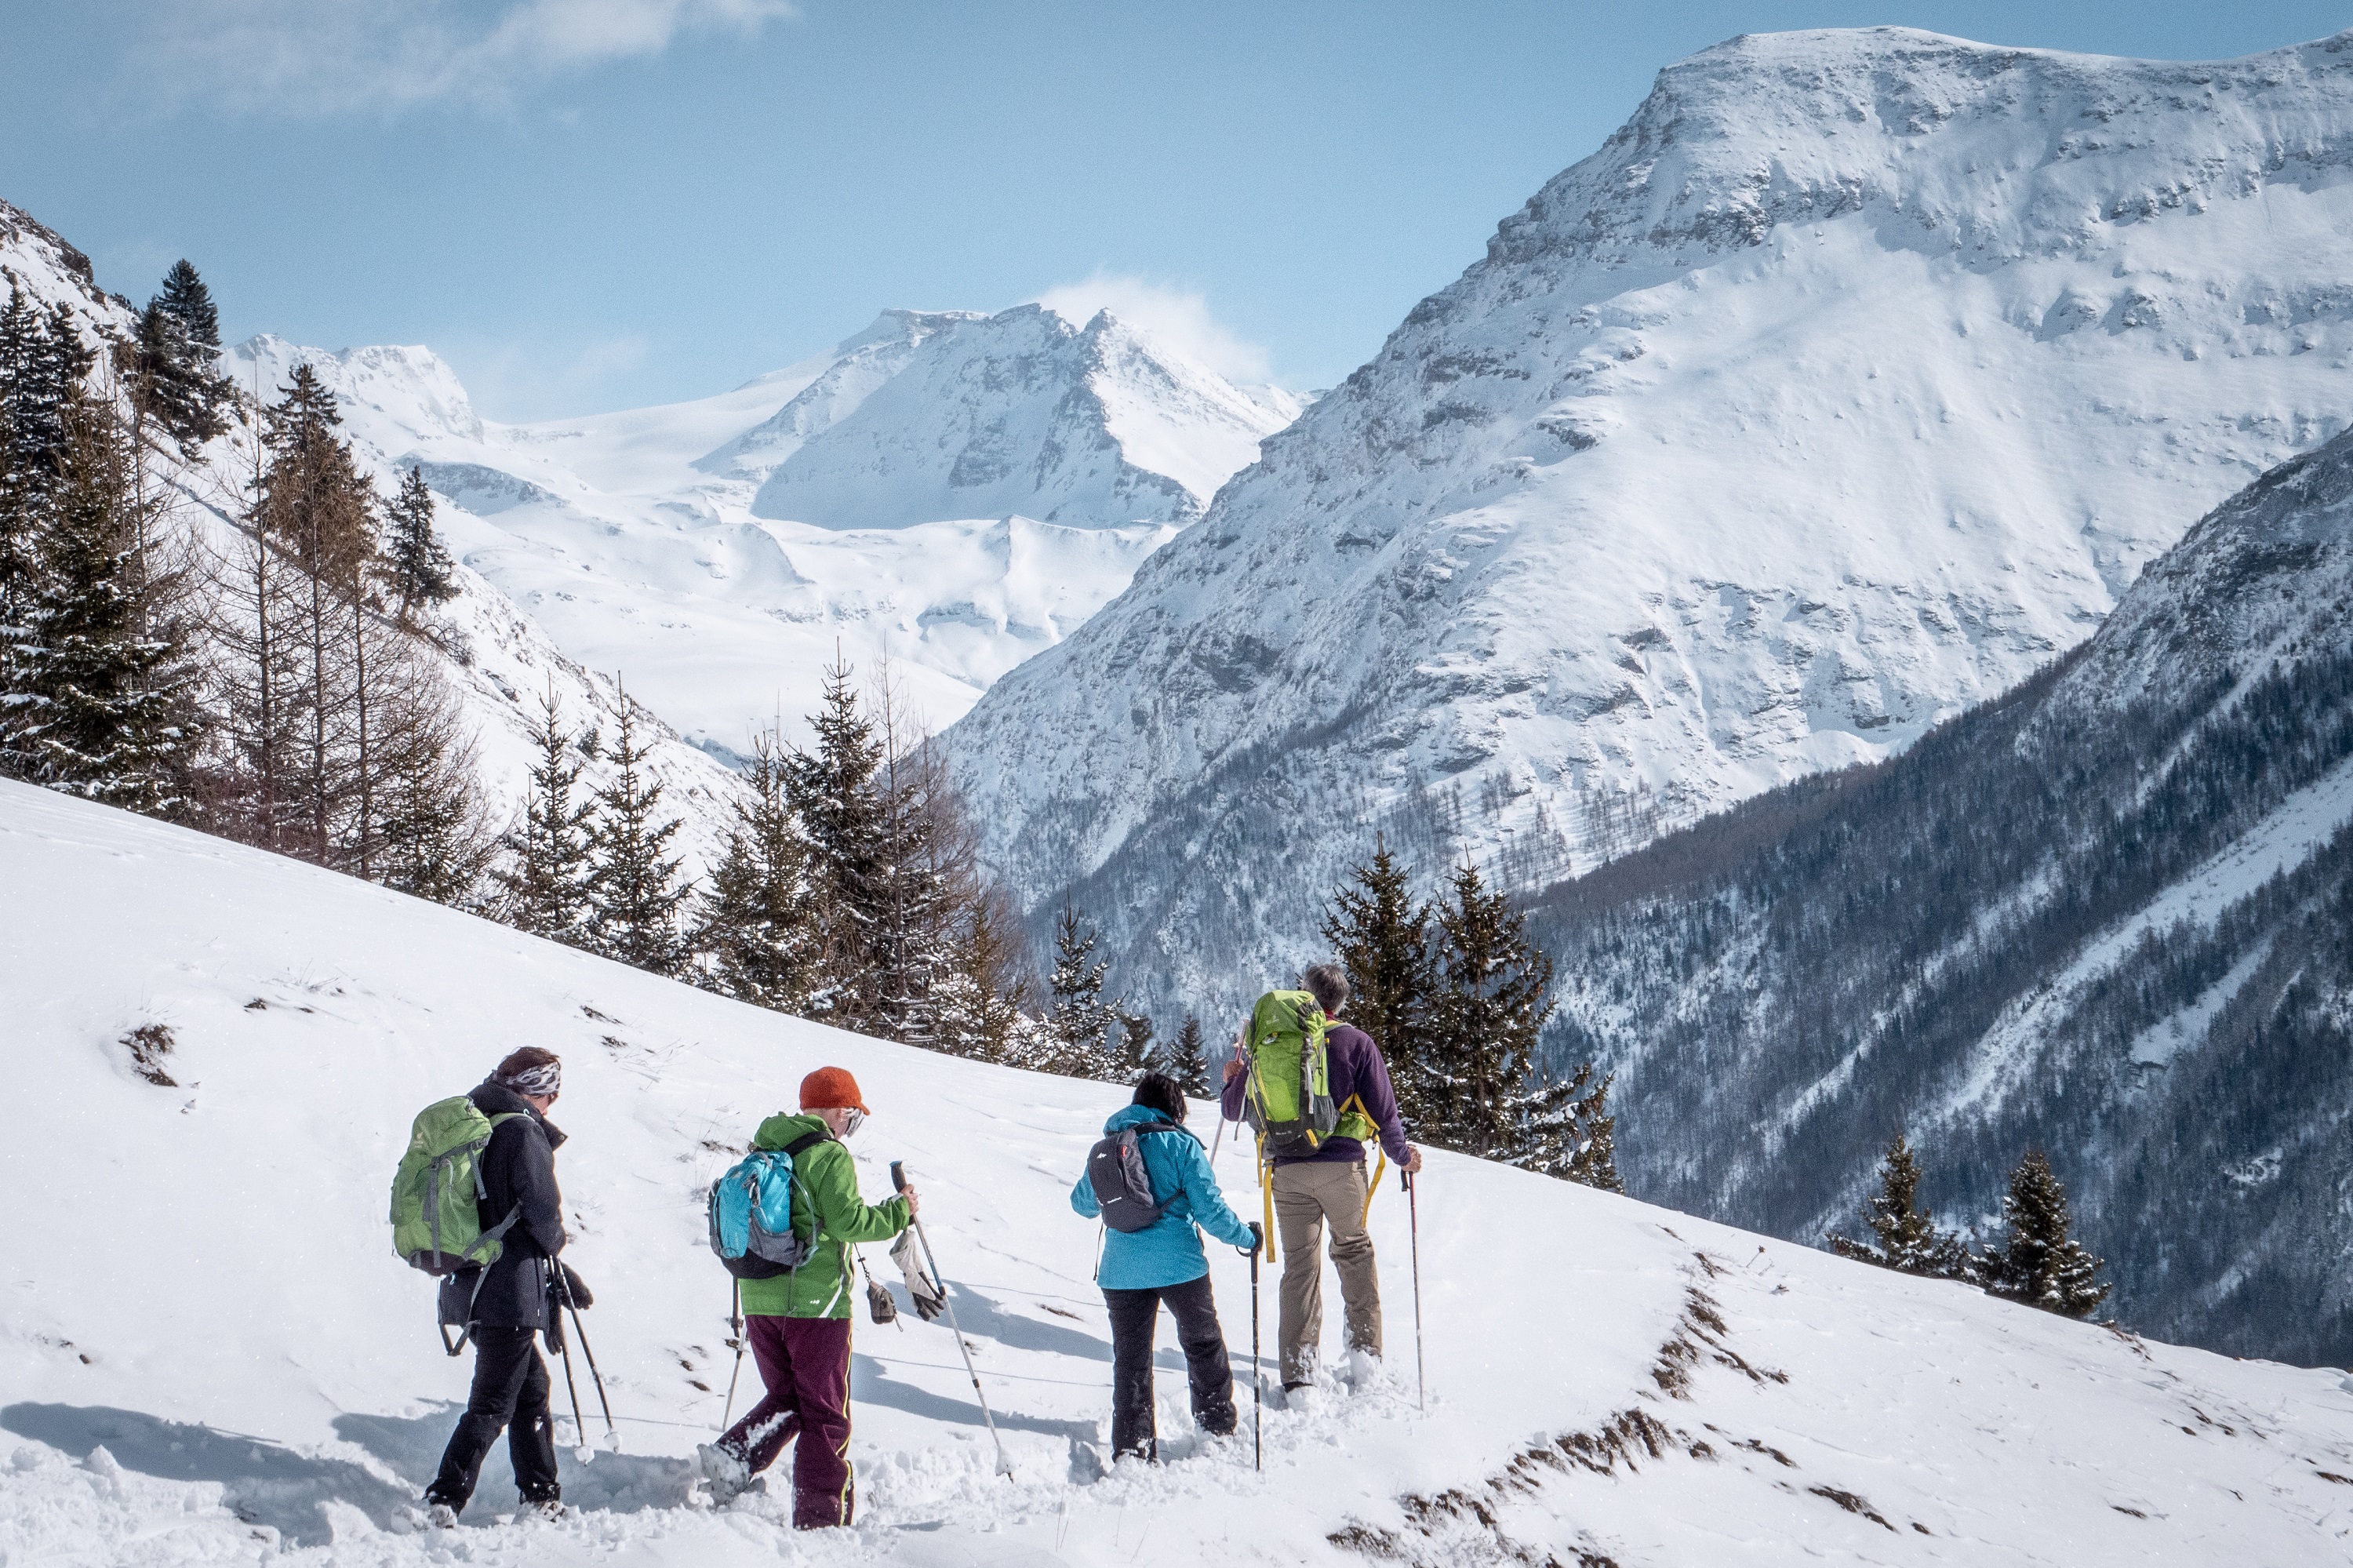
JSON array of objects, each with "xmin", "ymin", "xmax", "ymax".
[
  {"xmin": 947, "ymin": 25, "xmax": 2353, "ymax": 1020},
  {"xmin": 1526, "ymin": 421, "xmax": 2353, "ymax": 1366},
  {"xmin": 5, "ymin": 780, "xmax": 2352, "ymax": 1566},
  {"xmin": 228, "ymin": 302, "xmax": 1295, "ymax": 755}
]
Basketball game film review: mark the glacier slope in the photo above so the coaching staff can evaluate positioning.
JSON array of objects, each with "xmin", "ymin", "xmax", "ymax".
[
  {"xmin": 3, "ymin": 780, "xmax": 2352, "ymax": 1565},
  {"xmin": 947, "ymin": 25, "xmax": 2353, "ymax": 1019}
]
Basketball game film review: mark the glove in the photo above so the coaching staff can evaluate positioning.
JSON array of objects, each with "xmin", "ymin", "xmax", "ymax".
[
  {"xmin": 856, "ymin": 1250, "xmax": 900, "ymax": 1326},
  {"xmin": 890, "ymin": 1228, "xmax": 947, "ymax": 1322},
  {"xmin": 1241, "ymin": 1221, "xmax": 1264, "ymax": 1258},
  {"xmin": 558, "ymin": 1263, "xmax": 593, "ymax": 1309}
]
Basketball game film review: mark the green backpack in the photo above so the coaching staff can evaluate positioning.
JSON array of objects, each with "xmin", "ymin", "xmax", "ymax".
[
  {"xmin": 390, "ymin": 1097, "xmax": 526, "ymax": 1279},
  {"xmin": 1240, "ymin": 990, "xmax": 1344, "ymax": 1157}
]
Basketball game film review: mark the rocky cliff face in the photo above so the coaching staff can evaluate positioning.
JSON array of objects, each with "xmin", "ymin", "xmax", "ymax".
[{"xmin": 947, "ymin": 26, "xmax": 2353, "ymax": 1021}]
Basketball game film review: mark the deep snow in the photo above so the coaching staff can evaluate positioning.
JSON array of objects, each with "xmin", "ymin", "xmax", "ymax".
[{"xmin": 4, "ymin": 780, "xmax": 2351, "ymax": 1566}]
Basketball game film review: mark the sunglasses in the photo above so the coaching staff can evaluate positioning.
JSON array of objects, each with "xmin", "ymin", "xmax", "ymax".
[{"xmin": 841, "ymin": 1109, "xmax": 867, "ymax": 1139}]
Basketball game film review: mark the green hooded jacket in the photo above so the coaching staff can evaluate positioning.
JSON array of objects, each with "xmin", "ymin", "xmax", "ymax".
[{"xmin": 735, "ymin": 1112, "xmax": 912, "ymax": 1319}]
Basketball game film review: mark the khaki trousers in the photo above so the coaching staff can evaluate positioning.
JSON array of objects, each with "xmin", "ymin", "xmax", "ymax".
[{"xmin": 1274, "ymin": 1159, "xmax": 1380, "ymax": 1384}]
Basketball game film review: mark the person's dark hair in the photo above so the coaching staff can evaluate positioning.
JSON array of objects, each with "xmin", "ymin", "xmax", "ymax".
[
  {"xmin": 1302, "ymin": 963, "xmax": 1349, "ymax": 1017},
  {"xmin": 496, "ymin": 1046, "xmax": 560, "ymax": 1081},
  {"xmin": 1132, "ymin": 1071, "xmax": 1187, "ymax": 1122}
]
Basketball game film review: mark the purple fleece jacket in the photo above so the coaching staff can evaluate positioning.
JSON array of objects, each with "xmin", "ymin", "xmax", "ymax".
[{"xmin": 1220, "ymin": 1021, "xmax": 1411, "ymax": 1167}]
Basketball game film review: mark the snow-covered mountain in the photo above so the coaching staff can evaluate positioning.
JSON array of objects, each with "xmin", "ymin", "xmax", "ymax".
[
  {"xmin": 6, "ymin": 777, "xmax": 2352, "ymax": 1565},
  {"xmin": 0, "ymin": 203, "xmax": 741, "ymax": 870},
  {"xmin": 227, "ymin": 301, "xmax": 1297, "ymax": 757},
  {"xmin": 947, "ymin": 26, "xmax": 2353, "ymax": 1020},
  {"xmin": 1529, "ymin": 419, "xmax": 2353, "ymax": 1366}
]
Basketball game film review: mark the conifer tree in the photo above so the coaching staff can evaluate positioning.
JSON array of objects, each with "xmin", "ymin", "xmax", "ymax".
[
  {"xmin": 496, "ymin": 686, "xmax": 595, "ymax": 944},
  {"xmin": 1831, "ymin": 1131, "xmax": 1971, "ymax": 1278},
  {"xmin": 1120, "ymin": 1013, "xmax": 1157, "ymax": 1079},
  {"xmin": 584, "ymin": 687, "xmax": 691, "ymax": 975},
  {"xmin": 135, "ymin": 261, "xmax": 235, "ymax": 447},
  {"xmin": 5, "ymin": 393, "xmax": 192, "ymax": 811},
  {"xmin": 383, "ymin": 466, "xmax": 456, "ymax": 617},
  {"xmin": 699, "ymin": 727, "xmax": 820, "ymax": 1011},
  {"xmin": 1984, "ymin": 1151, "xmax": 2109, "ymax": 1318},
  {"xmin": 365, "ymin": 643, "xmax": 494, "ymax": 905},
  {"xmin": 785, "ymin": 653, "xmax": 889, "ymax": 1026},
  {"xmin": 932, "ymin": 886, "xmax": 1040, "ymax": 1063},
  {"xmin": 1043, "ymin": 897, "xmax": 1122, "ymax": 1079},
  {"xmin": 1420, "ymin": 859, "xmax": 1621, "ymax": 1187},
  {"xmin": 1322, "ymin": 835, "xmax": 1437, "ymax": 1121},
  {"xmin": 0, "ymin": 293, "xmax": 94, "ymax": 682},
  {"xmin": 1167, "ymin": 1013, "xmax": 1211, "ymax": 1097}
]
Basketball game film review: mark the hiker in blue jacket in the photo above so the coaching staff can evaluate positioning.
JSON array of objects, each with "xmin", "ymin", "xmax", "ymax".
[{"xmin": 1071, "ymin": 1071, "xmax": 1261, "ymax": 1461}]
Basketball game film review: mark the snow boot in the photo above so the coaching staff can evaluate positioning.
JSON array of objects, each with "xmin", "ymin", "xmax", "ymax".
[
  {"xmin": 392, "ymin": 1500, "xmax": 459, "ymax": 1533},
  {"xmin": 525, "ymin": 1497, "xmax": 577, "ymax": 1523},
  {"xmin": 696, "ymin": 1441, "xmax": 753, "ymax": 1505}
]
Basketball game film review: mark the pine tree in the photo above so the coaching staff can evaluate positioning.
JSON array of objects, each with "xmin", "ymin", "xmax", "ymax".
[
  {"xmin": 1167, "ymin": 1013, "xmax": 1211, "ymax": 1097},
  {"xmin": 699, "ymin": 727, "xmax": 820, "ymax": 1011},
  {"xmin": 785, "ymin": 653, "xmax": 889, "ymax": 1026},
  {"xmin": 135, "ymin": 261, "xmax": 235, "ymax": 447},
  {"xmin": 1984, "ymin": 1151, "xmax": 2109, "ymax": 1318},
  {"xmin": 1043, "ymin": 897, "xmax": 1122, "ymax": 1079},
  {"xmin": 584, "ymin": 687, "xmax": 692, "ymax": 975},
  {"xmin": 383, "ymin": 466, "xmax": 456, "ymax": 617},
  {"xmin": 5, "ymin": 392, "xmax": 192, "ymax": 812},
  {"xmin": 931, "ymin": 886, "xmax": 1041, "ymax": 1063},
  {"xmin": 1120, "ymin": 1012, "xmax": 1157, "ymax": 1079},
  {"xmin": 1322, "ymin": 835, "xmax": 1437, "ymax": 1121},
  {"xmin": 496, "ymin": 686, "xmax": 595, "ymax": 944},
  {"xmin": 1831, "ymin": 1132, "xmax": 1971, "ymax": 1278}
]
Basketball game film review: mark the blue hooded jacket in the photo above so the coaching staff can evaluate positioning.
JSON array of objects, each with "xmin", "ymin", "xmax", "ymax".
[{"xmin": 1071, "ymin": 1104, "xmax": 1258, "ymax": 1290}]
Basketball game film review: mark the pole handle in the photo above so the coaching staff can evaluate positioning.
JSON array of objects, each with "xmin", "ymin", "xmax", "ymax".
[{"xmin": 889, "ymin": 1160, "xmax": 908, "ymax": 1193}]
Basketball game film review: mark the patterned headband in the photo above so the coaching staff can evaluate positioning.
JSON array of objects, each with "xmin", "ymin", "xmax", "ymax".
[{"xmin": 500, "ymin": 1059, "xmax": 562, "ymax": 1097}]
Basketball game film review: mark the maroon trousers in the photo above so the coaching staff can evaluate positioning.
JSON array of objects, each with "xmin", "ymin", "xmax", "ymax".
[{"xmin": 716, "ymin": 1315, "xmax": 855, "ymax": 1529}]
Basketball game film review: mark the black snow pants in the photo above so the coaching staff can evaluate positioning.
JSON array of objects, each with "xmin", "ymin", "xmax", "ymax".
[
  {"xmin": 425, "ymin": 1326, "xmax": 560, "ymax": 1510},
  {"xmin": 1103, "ymin": 1272, "xmax": 1236, "ymax": 1461}
]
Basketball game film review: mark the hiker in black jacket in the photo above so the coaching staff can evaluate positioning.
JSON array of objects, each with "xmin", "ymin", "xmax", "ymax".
[{"xmin": 420, "ymin": 1047, "xmax": 588, "ymax": 1524}]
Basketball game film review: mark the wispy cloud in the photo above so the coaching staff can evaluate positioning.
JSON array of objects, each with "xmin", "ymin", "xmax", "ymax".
[
  {"xmin": 1030, "ymin": 272, "xmax": 1274, "ymax": 385},
  {"xmin": 442, "ymin": 330, "xmax": 653, "ymax": 423},
  {"xmin": 135, "ymin": 0, "xmax": 794, "ymax": 115}
]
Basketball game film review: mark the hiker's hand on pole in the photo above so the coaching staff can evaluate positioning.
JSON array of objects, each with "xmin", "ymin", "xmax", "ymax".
[
  {"xmin": 1223, "ymin": 1058, "xmax": 1242, "ymax": 1082},
  {"xmin": 560, "ymin": 1263, "xmax": 594, "ymax": 1308},
  {"xmin": 1402, "ymin": 1145, "xmax": 1424, "ymax": 1176},
  {"xmin": 1240, "ymin": 1221, "xmax": 1263, "ymax": 1258},
  {"xmin": 901, "ymin": 1185, "xmax": 921, "ymax": 1216}
]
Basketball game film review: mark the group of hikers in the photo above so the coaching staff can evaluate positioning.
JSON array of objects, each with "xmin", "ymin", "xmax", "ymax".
[{"xmin": 390, "ymin": 962, "xmax": 1419, "ymax": 1532}]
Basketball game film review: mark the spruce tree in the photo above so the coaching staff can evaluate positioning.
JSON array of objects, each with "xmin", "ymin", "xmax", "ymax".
[
  {"xmin": 584, "ymin": 688, "xmax": 691, "ymax": 975},
  {"xmin": 932, "ymin": 887, "xmax": 1039, "ymax": 1063},
  {"xmin": 383, "ymin": 466, "xmax": 456, "ymax": 617},
  {"xmin": 1120, "ymin": 1012, "xmax": 1157, "ymax": 1079},
  {"xmin": 496, "ymin": 686, "xmax": 595, "ymax": 944},
  {"xmin": 5, "ymin": 392, "xmax": 191, "ymax": 812},
  {"xmin": 1167, "ymin": 1013, "xmax": 1211, "ymax": 1097},
  {"xmin": 1831, "ymin": 1131, "xmax": 1970, "ymax": 1278},
  {"xmin": 699, "ymin": 728, "xmax": 820, "ymax": 1012},
  {"xmin": 135, "ymin": 261, "xmax": 235, "ymax": 447},
  {"xmin": 1044, "ymin": 897, "xmax": 1122, "ymax": 1079},
  {"xmin": 1322, "ymin": 835, "xmax": 1437, "ymax": 1122},
  {"xmin": 0, "ymin": 293, "xmax": 94, "ymax": 693},
  {"xmin": 785, "ymin": 653, "xmax": 889, "ymax": 1026},
  {"xmin": 1985, "ymin": 1151, "xmax": 2109, "ymax": 1318}
]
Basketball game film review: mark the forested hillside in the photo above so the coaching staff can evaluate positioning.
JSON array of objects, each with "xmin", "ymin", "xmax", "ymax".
[{"xmin": 1530, "ymin": 426, "xmax": 2353, "ymax": 1364}]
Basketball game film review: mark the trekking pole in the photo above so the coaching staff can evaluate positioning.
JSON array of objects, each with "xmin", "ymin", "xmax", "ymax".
[
  {"xmin": 720, "ymin": 1279, "xmax": 747, "ymax": 1431},
  {"xmin": 547, "ymin": 1282, "xmax": 590, "ymax": 1457},
  {"xmin": 1240, "ymin": 1225, "xmax": 1263, "ymax": 1472},
  {"xmin": 556, "ymin": 1271, "xmax": 620, "ymax": 1451},
  {"xmin": 1403, "ymin": 1168, "xmax": 1425, "ymax": 1413},
  {"xmin": 891, "ymin": 1161, "xmax": 1013, "ymax": 1479}
]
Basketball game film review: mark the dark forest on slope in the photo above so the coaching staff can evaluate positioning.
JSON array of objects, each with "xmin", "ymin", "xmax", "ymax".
[{"xmin": 1528, "ymin": 430, "xmax": 2353, "ymax": 1366}]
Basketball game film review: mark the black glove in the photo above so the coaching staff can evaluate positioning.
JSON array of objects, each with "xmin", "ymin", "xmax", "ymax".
[
  {"xmin": 558, "ymin": 1263, "xmax": 593, "ymax": 1309},
  {"xmin": 1240, "ymin": 1221, "xmax": 1263, "ymax": 1257}
]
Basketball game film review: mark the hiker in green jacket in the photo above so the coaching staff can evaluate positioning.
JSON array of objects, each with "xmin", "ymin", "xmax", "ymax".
[{"xmin": 696, "ymin": 1066, "xmax": 914, "ymax": 1529}]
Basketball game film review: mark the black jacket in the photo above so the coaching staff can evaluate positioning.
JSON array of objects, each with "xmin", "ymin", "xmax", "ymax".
[{"xmin": 438, "ymin": 1079, "xmax": 567, "ymax": 1330}]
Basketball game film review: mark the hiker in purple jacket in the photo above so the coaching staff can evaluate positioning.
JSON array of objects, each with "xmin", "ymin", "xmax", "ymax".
[{"xmin": 1221, "ymin": 963, "xmax": 1421, "ymax": 1390}]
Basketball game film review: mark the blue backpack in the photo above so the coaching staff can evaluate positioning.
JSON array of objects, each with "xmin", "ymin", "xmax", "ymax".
[{"xmin": 708, "ymin": 1129, "xmax": 827, "ymax": 1279}]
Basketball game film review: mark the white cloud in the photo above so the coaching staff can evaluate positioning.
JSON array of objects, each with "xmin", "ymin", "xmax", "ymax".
[
  {"xmin": 139, "ymin": 0, "xmax": 794, "ymax": 115},
  {"xmin": 1029, "ymin": 272, "xmax": 1273, "ymax": 385}
]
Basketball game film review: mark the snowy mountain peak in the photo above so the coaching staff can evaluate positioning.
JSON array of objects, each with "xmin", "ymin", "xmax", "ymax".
[
  {"xmin": 693, "ymin": 307, "xmax": 984, "ymax": 481},
  {"xmin": 747, "ymin": 301, "xmax": 1297, "ymax": 530},
  {"xmin": 948, "ymin": 24, "xmax": 2353, "ymax": 1023},
  {"xmin": 227, "ymin": 333, "xmax": 483, "ymax": 450}
]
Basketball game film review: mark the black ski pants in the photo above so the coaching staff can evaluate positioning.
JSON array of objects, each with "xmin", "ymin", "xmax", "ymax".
[
  {"xmin": 1103, "ymin": 1272, "xmax": 1235, "ymax": 1461},
  {"xmin": 426, "ymin": 1326, "xmax": 560, "ymax": 1510}
]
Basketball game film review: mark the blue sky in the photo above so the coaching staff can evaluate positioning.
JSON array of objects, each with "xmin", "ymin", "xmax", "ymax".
[{"xmin": 2, "ymin": 2, "xmax": 2345, "ymax": 420}]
